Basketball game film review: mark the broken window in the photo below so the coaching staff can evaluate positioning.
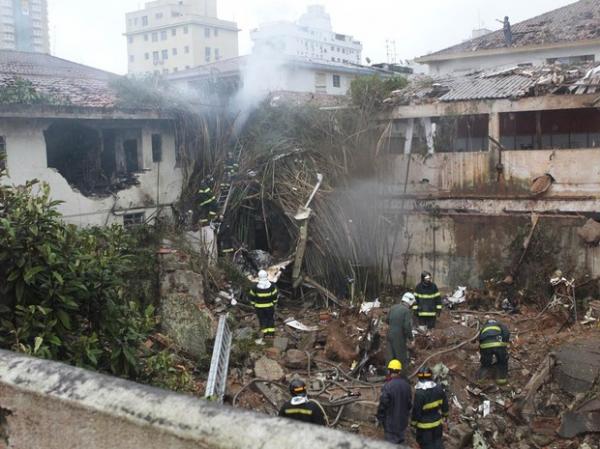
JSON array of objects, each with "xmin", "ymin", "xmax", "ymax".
[
  {"xmin": 547, "ymin": 54, "xmax": 595, "ymax": 65},
  {"xmin": 433, "ymin": 114, "xmax": 488, "ymax": 153},
  {"xmin": 123, "ymin": 212, "xmax": 145, "ymax": 228},
  {"xmin": 0, "ymin": 136, "xmax": 5, "ymax": 171},
  {"xmin": 152, "ymin": 134, "xmax": 162, "ymax": 162},
  {"xmin": 44, "ymin": 122, "xmax": 143, "ymax": 196},
  {"xmin": 500, "ymin": 108, "xmax": 600, "ymax": 150}
]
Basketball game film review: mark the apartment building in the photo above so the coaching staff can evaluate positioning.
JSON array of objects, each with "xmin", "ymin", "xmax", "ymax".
[
  {"xmin": 0, "ymin": 0, "xmax": 49, "ymax": 53},
  {"xmin": 125, "ymin": 0, "xmax": 239, "ymax": 76},
  {"xmin": 251, "ymin": 5, "xmax": 362, "ymax": 65}
]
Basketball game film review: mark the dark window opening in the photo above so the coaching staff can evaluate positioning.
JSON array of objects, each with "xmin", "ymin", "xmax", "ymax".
[
  {"xmin": 0, "ymin": 136, "xmax": 6, "ymax": 172},
  {"xmin": 500, "ymin": 108, "xmax": 600, "ymax": 150},
  {"xmin": 547, "ymin": 54, "xmax": 595, "ymax": 65},
  {"xmin": 44, "ymin": 122, "xmax": 142, "ymax": 197},
  {"xmin": 123, "ymin": 212, "xmax": 145, "ymax": 227},
  {"xmin": 152, "ymin": 134, "xmax": 162, "ymax": 162},
  {"xmin": 333, "ymin": 74, "xmax": 341, "ymax": 88},
  {"xmin": 434, "ymin": 114, "xmax": 488, "ymax": 153}
]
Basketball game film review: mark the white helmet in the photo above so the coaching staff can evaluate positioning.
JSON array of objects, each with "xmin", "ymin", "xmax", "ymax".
[
  {"xmin": 401, "ymin": 292, "xmax": 416, "ymax": 307},
  {"xmin": 258, "ymin": 270, "xmax": 268, "ymax": 281}
]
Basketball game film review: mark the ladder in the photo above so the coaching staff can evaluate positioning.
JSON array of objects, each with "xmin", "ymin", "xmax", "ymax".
[{"xmin": 204, "ymin": 314, "xmax": 232, "ymax": 403}]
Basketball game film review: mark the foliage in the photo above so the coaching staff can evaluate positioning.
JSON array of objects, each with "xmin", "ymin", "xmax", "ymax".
[
  {"xmin": 350, "ymin": 75, "xmax": 408, "ymax": 110},
  {"xmin": 140, "ymin": 350, "xmax": 197, "ymax": 393},
  {"xmin": 0, "ymin": 174, "xmax": 158, "ymax": 378},
  {"xmin": 0, "ymin": 76, "xmax": 68, "ymax": 105}
]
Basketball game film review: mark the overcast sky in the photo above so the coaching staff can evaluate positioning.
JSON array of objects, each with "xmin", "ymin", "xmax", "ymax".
[{"xmin": 48, "ymin": 0, "xmax": 576, "ymax": 74}]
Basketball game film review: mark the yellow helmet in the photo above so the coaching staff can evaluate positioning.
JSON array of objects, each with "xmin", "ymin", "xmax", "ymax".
[{"xmin": 387, "ymin": 359, "xmax": 402, "ymax": 371}]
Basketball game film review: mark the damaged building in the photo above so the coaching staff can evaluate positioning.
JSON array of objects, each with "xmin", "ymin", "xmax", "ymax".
[
  {"xmin": 381, "ymin": 62, "xmax": 600, "ymax": 289},
  {"xmin": 0, "ymin": 50, "xmax": 182, "ymax": 227}
]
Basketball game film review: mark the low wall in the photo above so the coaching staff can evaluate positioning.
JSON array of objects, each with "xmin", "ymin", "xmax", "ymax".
[{"xmin": 0, "ymin": 350, "xmax": 396, "ymax": 449}]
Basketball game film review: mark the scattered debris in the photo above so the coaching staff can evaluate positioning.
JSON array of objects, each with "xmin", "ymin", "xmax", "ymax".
[{"xmin": 284, "ymin": 317, "xmax": 320, "ymax": 332}]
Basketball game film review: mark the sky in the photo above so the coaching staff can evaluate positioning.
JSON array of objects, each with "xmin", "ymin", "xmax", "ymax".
[{"xmin": 48, "ymin": 0, "xmax": 576, "ymax": 74}]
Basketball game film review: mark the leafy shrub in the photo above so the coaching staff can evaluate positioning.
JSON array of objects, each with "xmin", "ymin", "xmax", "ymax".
[{"xmin": 350, "ymin": 75, "xmax": 408, "ymax": 110}]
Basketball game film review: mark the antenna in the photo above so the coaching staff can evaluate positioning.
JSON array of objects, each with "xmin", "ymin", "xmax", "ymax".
[{"xmin": 386, "ymin": 39, "xmax": 397, "ymax": 64}]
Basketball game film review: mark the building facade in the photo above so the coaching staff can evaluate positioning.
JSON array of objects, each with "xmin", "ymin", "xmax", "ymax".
[
  {"xmin": 417, "ymin": 0, "xmax": 600, "ymax": 75},
  {"xmin": 125, "ymin": 0, "xmax": 239, "ymax": 76},
  {"xmin": 250, "ymin": 5, "xmax": 362, "ymax": 65},
  {"xmin": 0, "ymin": 0, "xmax": 49, "ymax": 53}
]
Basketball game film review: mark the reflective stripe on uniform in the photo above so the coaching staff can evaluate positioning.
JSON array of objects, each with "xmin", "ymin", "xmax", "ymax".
[
  {"xmin": 496, "ymin": 378, "xmax": 508, "ymax": 385},
  {"xmin": 221, "ymin": 248, "xmax": 234, "ymax": 254},
  {"xmin": 262, "ymin": 327, "xmax": 275, "ymax": 334},
  {"xmin": 436, "ymin": 305, "xmax": 443, "ymax": 309},
  {"xmin": 198, "ymin": 188, "xmax": 211, "ymax": 193},
  {"xmin": 415, "ymin": 293, "xmax": 441, "ymax": 299},
  {"xmin": 481, "ymin": 325, "xmax": 502, "ymax": 334},
  {"xmin": 480, "ymin": 341, "xmax": 507, "ymax": 349},
  {"xmin": 415, "ymin": 419, "xmax": 443, "ymax": 429},
  {"xmin": 254, "ymin": 303, "xmax": 275, "ymax": 308},
  {"xmin": 418, "ymin": 311, "xmax": 437, "ymax": 317},
  {"xmin": 255, "ymin": 290, "xmax": 278, "ymax": 298},
  {"xmin": 284, "ymin": 409, "xmax": 313, "ymax": 416},
  {"xmin": 200, "ymin": 196, "xmax": 216, "ymax": 206},
  {"xmin": 422, "ymin": 399, "xmax": 444, "ymax": 410}
]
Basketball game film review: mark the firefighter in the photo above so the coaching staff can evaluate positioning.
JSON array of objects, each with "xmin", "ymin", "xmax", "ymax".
[
  {"xmin": 279, "ymin": 378, "xmax": 328, "ymax": 426},
  {"xmin": 197, "ymin": 177, "xmax": 218, "ymax": 226},
  {"xmin": 478, "ymin": 318, "xmax": 511, "ymax": 386},
  {"xmin": 386, "ymin": 292, "xmax": 415, "ymax": 370},
  {"xmin": 217, "ymin": 218, "xmax": 236, "ymax": 257},
  {"xmin": 376, "ymin": 359, "xmax": 412, "ymax": 445},
  {"xmin": 411, "ymin": 367, "xmax": 449, "ymax": 449},
  {"xmin": 413, "ymin": 271, "xmax": 442, "ymax": 330},
  {"xmin": 249, "ymin": 270, "xmax": 278, "ymax": 341}
]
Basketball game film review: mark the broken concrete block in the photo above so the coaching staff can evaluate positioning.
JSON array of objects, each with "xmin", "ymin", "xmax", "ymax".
[
  {"xmin": 254, "ymin": 356, "xmax": 285, "ymax": 382},
  {"xmin": 448, "ymin": 423, "xmax": 473, "ymax": 448},
  {"xmin": 341, "ymin": 401, "xmax": 378, "ymax": 422},
  {"xmin": 555, "ymin": 337, "xmax": 600, "ymax": 394},
  {"xmin": 273, "ymin": 337, "xmax": 289, "ymax": 353},
  {"xmin": 264, "ymin": 347, "xmax": 281, "ymax": 360},
  {"xmin": 159, "ymin": 293, "xmax": 215, "ymax": 360},
  {"xmin": 578, "ymin": 219, "xmax": 600, "ymax": 245},
  {"xmin": 160, "ymin": 270, "xmax": 204, "ymax": 299},
  {"xmin": 234, "ymin": 327, "xmax": 254, "ymax": 340},
  {"xmin": 284, "ymin": 349, "xmax": 308, "ymax": 370},
  {"xmin": 559, "ymin": 399, "xmax": 600, "ymax": 438}
]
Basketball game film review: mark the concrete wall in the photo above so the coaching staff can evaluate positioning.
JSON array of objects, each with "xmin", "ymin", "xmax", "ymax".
[
  {"xmin": 284, "ymin": 65, "xmax": 355, "ymax": 95},
  {"xmin": 0, "ymin": 117, "xmax": 183, "ymax": 227},
  {"xmin": 0, "ymin": 350, "xmax": 396, "ymax": 449},
  {"xmin": 426, "ymin": 42, "xmax": 600, "ymax": 75}
]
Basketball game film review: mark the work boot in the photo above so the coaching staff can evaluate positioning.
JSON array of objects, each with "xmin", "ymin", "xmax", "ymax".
[{"xmin": 254, "ymin": 338, "xmax": 265, "ymax": 345}]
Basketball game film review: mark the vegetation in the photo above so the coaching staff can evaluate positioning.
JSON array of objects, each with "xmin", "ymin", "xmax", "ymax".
[
  {"xmin": 350, "ymin": 75, "xmax": 408, "ymax": 110},
  {"xmin": 0, "ymin": 76, "xmax": 69, "ymax": 105},
  {"xmin": 0, "ymin": 165, "xmax": 195, "ymax": 391}
]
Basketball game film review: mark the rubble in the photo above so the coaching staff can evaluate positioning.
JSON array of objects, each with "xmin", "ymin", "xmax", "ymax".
[
  {"xmin": 578, "ymin": 219, "xmax": 600, "ymax": 245},
  {"xmin": 253, "ymin": 356, "xmax": 285, "ymax": 382}
]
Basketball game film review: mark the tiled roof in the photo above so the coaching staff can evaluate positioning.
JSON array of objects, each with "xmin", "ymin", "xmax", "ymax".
[
  {"xmin": 0, "ymin": 50, "xmax": 120, "ymax": 109},
  {"xmin": 420, "ymin": 0, "xmax": 600, "ymax": 60}
]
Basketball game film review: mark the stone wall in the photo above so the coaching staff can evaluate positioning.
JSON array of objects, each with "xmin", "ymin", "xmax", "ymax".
[{"xmin": 0, "ymin": 350, "xmax": 396, "ymax": 449}]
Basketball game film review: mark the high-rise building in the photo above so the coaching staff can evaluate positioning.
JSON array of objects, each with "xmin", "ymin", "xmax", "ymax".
[
  {"xmin": 0, "ymin": 0, "xmax": 50, "ymax": 53},
  {"xmin": 125, "ymin": 0, "xmax": 239, "ymax": 76},
  {"xmin": 251, "ymin": 5, "xmax": 363, "ymax": 66}
]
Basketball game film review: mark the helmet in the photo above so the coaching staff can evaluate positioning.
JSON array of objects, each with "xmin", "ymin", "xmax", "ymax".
[
  {"xmin": 258, "ymin": 270, "xmax": 268, "ymax": 281},
  {"xmin": 387, "ymin": 359, "xmax": 402, "ymax": 371},
  {"xmin": 417, "ymin": 367, "xmax": 433, "ymax": 380},
  {"xmin": 421, "ymin": 271, "xmax": 432, "ymax": 283},
  {"xmin": 289, "ymin": 378, "xmax": 307, "ymax": 396},
  {"xmin": 401, "ymin": 292, "xmax": 416, "ymax": 307}
]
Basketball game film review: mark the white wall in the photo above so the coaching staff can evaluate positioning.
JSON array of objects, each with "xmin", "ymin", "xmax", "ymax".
[
  {"xmin": 427, "ymin": 43, "xmax": 600, "ymax": 75},
  {"xmin": 1, "ymin": 118, "xmax": 183, "ymax": 227},
  {"xmin": 283, "ymin": 66, "xmax": 355, "ymax": 95}
]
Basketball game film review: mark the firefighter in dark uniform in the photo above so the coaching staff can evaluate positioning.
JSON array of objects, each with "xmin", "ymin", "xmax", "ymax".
[
  {"xmin": 411, "ymin": 367, "xmax": 449, "ymax": 449},
  {"xmin": 197, "ymin": 177, "xmax": 218, "ymax": 226},
  {"xmin": 376, "ymin": 359, "xmax": 412, "ymax": 445},
  {"xmin": 478, "ymin": 318, "xmax": 511, "ymax": 386},
  {"xmin": 279, "ymin": 378, "xmax": 328, "ymax": 426},
  {"xmin": 217, "ymin": 218, "xmax": 236, "ymax": 257},
  {"xmin": 222, "ymin": 153, "xmax": 239, "ymax": 188},
  {"xmin": 249, "ymin": 270, "xmax": 278, "ymax": 340},
  {"xmin": 413, "ymin": 271, "xmax": 442, "ymax": 329}
]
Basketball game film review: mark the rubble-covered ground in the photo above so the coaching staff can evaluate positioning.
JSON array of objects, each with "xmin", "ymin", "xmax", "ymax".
[{"xmin": 220, "ymin": 291, "xmax": 600, "ymax": 449}]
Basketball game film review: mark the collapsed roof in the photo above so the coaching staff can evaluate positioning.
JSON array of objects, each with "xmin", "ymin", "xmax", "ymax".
[
  {"xmin": 418, "ymin": 0, "xmax": 600, "ymax": 62},
  {"xmin": 386, "ymin": 63, "xmax": 600, "ymax": 106}
]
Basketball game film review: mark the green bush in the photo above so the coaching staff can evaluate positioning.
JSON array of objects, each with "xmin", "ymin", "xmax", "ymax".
[
  {"xmin": 350, "ymin": 75, "xmax": 408, "ymax": 110},
  {"xmin": 0, "ymin": 175, "xmax": 157, "ymax": 378}
]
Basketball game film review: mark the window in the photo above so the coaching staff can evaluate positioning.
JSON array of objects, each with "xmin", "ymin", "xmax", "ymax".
[
  {"xmin": 185, "ymin": 65, "xmax": 190, "ymax": 69},
  {"xmin": 184, "ymin": 45, "xmax": 190, "ymax": 54},
  {"xmin": 142, "ymin": 16, "xmax": 148, "ymax": 26},
  {"xmin": 0, "ymin": 136, "xmax": 6, "ymax": 172},
  {"xmin": 172, "ymin": 48, "xmax": 178, "ymax": 56},
  {"xmin": 173, "ymin": 67, "xmax": 178, "ymax": 72},
  {"xmin": 152, "ymin": 134, "xmax": 162, "ymax": 162},
  {"xmin": 214, "ymin": 28, "xmax": 218, "ymax": 37},
  {"xmin": 153, "ymin": 51, "xmax": 159, "ymax": 62},
  {"xmin": 162, "ymin": 68, "xmax": 169, "ymax": 74},
  {"xmin": 160, "ymin": 30, "xmax": 167, "ymax": 40},
  {"xmin": 129, "ymin": 55, "xmax": 135, "ymax": 63},
  {"xmin": 333, "ymin": 74, "xmax": 341, "ymax": 88},
  {"xmin": 205, "ymin": 47, "xmax": 211, "ymax": 62},
  {"xmin": 123, "ymin": 212, "xmax": 145, "ymax": 228},
  {"xmin": 128, "ymin": 36, "xmax": 133, "ymax": 44},
  {"xmin": 144, "ymin": 33, "xmax": 149, "ymax": 41},
  {"xmin": 214, "ymin": 48, "xmax": 220, "ymax": 60},
  {"xmin": 547, "ymin": 54, "xmax": 595, "ymax": 65},
  {"xmin": 171, "ymin": 28, "xmax": 176, "ymax": 36},
  {"xmin": 155, "ymin": 12, "xmax": 163, "ymax": 19},
  {"xmin": 134, "ymin": 17, "xmax": 139, "ymax": 25},
  {"xmin": 204, "ymin": 27, "xmax": 210, "ymax": 38},
  {"xmin": 183, "ymin": 25, "xmax": 188, "ymax": 34},
  {"xmin": 152, "ymin": 32, "xmax": 158, "ymax": 42},
  {"xmin": 162, "ymin": 49, "xmax": 168, "ymax": 59},
  {"xmin": 145, "ymin": 52, "xmax": 149, "ymax": 60}
]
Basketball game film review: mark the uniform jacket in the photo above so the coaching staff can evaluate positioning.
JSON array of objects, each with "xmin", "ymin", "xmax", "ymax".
[
  {"xmin": 411, "ymin": 381, "xmax": 449, "ymax": 430},
  {"xmin": 376, "ymin": 376, "xmax": 412, "ymax": 434},
  {"xmin": 413, "ymin": 282, "xmax": 442, "ymax": 317},
  {"xmin": 279, "ymin": 396, "xmax": 328, "ymax": 425},
  {"xmin": 479, "ymin": 321, "xmax": 510, "ymax": 349},
  {"xmin": 249, "ymin": 282, "xmax": 278, "ymax": 308}
]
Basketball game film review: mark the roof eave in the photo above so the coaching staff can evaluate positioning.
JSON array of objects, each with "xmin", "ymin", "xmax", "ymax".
[{"xmin": 0, "ymin": 104, "xmax": 174, "ymax": 120}]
